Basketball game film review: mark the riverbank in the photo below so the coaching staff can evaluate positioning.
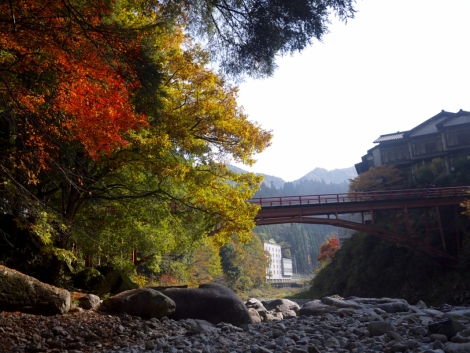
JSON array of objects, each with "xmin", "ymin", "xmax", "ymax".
[{"xmin": 1, "ymin": 295, "xmax": 470, "ymax": 353}]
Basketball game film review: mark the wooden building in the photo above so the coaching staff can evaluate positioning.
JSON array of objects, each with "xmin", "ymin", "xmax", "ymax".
[{"xmin": 355, "ymin": 110, "xmax": 470, "ymax": 176}]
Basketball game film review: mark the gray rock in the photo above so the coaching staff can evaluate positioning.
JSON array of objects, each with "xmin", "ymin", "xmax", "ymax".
[
  {"xmin": 77, "ymin": 293, "xmax": 101, "ymax": 310},
  {"xmin": 307, "ymin": 346, "xmax": 322, "ymax": 353},
  {"xmin": 321, "ymin": 296, "xmax": 362, "ymax": 309},
  {"xmin": 423, "ymin": 308, "xmax": 446, "ymax": 317},
  {"xmin": 275, "ymin": 335, "xmax": 286, "ymax": 347},
  {"xmin": 0, "ymin": 264, "xmax": 70, "ymax": 315},
  {"xmin": 428, "ymin": 318, "xmax": 457, "ymax": 339},
  {"xmin": 429, "ymin": 333, "xmax": 448, "ymax": 343},
  {"xmin": 415, "ymin": 300, "xmax": 428, "ymax": 309},
  {"xmin": 444, "ymin": 342, "xmax": 470, "ymax": 353},
  {"xmin": 84, "ymin": 332, "xmax": 100, "ymax": 342},
  {"xmin": 248, "ymin": 308, "xmax": 262, "ymax": 324},
  {"xmin": 184, "ymin": 318, "xmax": 220, "ymax": 335},
  {"xmin": 460, "ymin": 329, "xmax": 470, "ymax": 337},
  {"xmin": 103, "ymin": 288, "xmax": 175, "ymax": 318},
  {"xmin": 299, "ymin": 300, "xmax": 336, "ymax": 316},
  {"xmin": 262, "ymin": 299, "xmax": 300, "ymax": 315},
  {"xmin": 367, "ymin": 321, "xmax": 396, "ymax": 336},
  {"xmin": 162, "ymin": 283, "xmax": 253, "ymax": 326},
  {"xmin": 433, "ymin": 340, "xmax": 445, "ymax": 350},
  {"xmin": 410, "ymin": 325, "xmax": 427, "ymax": 336},
  {"xmin": 324, "ymin": 337, "xmax": 340, "ymax": 348},
  {"xmin": 374, "ymin": 302, "xmax": 409, "ymax": 313},
  {"xmin": 451, "ymin": 334, "xmax": 470, "ymax": 343},
  {"xmin": 145, "ymin": 340, "xmax": 155, "ymax": 350},
  {"xmin": 291, "ymin": 348, "xmax": 308, "ymax": 353},
  {"xmin": 245, "ymin": 298, "xmax": 266, "ymax": 312},
  {"xmin": 387, "ymin": 331, "xmax": 404, "ymax": 342},
  {"xmin": 404, "ymin": 339, "xmax": 419, "ymax": 349},
  {"xmin": 391, "ymin": 343, "xmax": 409, "ymax": 352},
  {"xmin": 453, "ymin": 321, "xmax": 468, "ymax": 333}
]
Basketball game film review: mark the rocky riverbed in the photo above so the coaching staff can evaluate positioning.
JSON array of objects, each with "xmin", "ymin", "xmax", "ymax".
[{"xmin": 1, "ymin": 296, "xmax": 470, "ymax": 353}]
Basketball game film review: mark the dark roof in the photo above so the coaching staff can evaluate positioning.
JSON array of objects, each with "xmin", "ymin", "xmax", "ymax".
[
  {"xmin": 372, "ymin": 109, "xmax": 470, "ymax": 144},
  {"xmin": 407, "ymin": 109, "xmax": 453, "ymax": 135},
  {"xmin": 373, "ymin": 131, "xmax": 407, "ymax": 143},
  {"xmin": 436, "ymin": 109, "xmax": 470, "ymax": 130}
]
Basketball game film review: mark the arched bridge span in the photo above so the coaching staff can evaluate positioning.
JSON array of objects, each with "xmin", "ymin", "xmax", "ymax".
[{"xmin": 249, "ymin": 187, "xmax": 470, "ymax": 268}]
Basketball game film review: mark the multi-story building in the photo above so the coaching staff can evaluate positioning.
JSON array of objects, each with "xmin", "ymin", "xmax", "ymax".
[
  {"xmin": 355, "ymin": 110, "xmax": 470, "ymax": 176},
  {"xmin": 264, "ymin": 239, "xmax": 292, "ymax": 282}
]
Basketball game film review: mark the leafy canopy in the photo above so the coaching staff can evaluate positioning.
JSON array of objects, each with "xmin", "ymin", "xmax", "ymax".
[{"xmin": 0, "ymin": 0, "xmax": 272, "ymax": 282}]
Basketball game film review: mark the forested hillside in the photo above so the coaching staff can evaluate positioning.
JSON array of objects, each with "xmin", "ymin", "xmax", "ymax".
[
  {"xmin": 309, "ymin": 160, "xmax": 470, "ymax": 305},
  {"xmin": 252, "ymin": 175, "xmax": 351, "ymax": 275}
]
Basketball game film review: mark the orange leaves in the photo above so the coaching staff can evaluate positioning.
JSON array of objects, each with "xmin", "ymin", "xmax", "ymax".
[
  {"xmin": 55, "ymin": 53, "xmax": 147, "ymax": 160},
  {"xmin": 0, "ymin": 0, "xmax": 148, "ymax": 172},
  {"xmin": 317, "ymin": 237, "xmax": 339, "ymax": 263}
]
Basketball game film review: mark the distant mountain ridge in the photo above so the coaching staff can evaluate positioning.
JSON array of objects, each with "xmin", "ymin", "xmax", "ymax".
[
  {"xmin": 228, "ymin": 165, "xmax": 356, "ymax": 188},
  {"xmin": 295, "ymin": 167, "xmax": 357, "ymax": 185}
]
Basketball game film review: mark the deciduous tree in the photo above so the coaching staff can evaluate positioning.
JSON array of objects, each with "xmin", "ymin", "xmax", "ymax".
[
  {"xmin": 348, "ymin": 165, "xmax": 405, "ymax": 192},
  {"xmin": 1, "ymin": 0, "xmax": 272, "ymax": 284},
  {"xmin": 317, "ymin": 236, "xmax": 339, "ymax": 263}
]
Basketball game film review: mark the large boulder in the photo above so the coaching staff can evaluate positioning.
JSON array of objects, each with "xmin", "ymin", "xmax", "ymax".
[
  {"xmin": 0, "ymin": 265, "xmax": 70, "ymax": 315},
  {"xmin": 428, "ymin": 318, "xmax": 457, "ymax": 339},
  {"xmin": 245, "ymin": 298, "xmax": 268, "ymax": 321},
  {"xmin": 321, "ymin": 296, "xmax": 362, "ymax": 309},
  {"xmin": 103, "ymin": 288, "xmax": 175, "ymax": 318},
  {"xmin": 262, "ymin": 298, "xmax": 300, "ymax": 318},
  {"xmin": 96, "ymin": 265, "xmax": 138, "ymax": 295},
  {"xmin": 72, "ymin": 268, "xmax": 110, "ymax": 296},
  {"xmin": 162, "ymin": 283, "xmax": 253, "ymax": 326},
  {"xmin": 299, "ymin": 299, "xmax": 337, "ymax": 316}
]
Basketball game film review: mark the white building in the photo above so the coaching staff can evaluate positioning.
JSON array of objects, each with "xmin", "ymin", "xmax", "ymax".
[{"xmin": 264, "ymin": 239, "xmax": 292, "ymax": 282}]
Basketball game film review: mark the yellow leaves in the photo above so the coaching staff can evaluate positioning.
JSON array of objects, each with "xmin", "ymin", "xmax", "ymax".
[
  {"xmin": 27, "ymin": 211, "xmax": 55, "ymax": 245},
  {"xmin": 0, "ymin": 49, "xmax": 15, "ymax": 65},
  {"xmin": 151, "ymin": 34, "xmax": 272, "ymax": 165}
]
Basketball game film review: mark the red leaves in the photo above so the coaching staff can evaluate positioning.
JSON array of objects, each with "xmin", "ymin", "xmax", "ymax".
[
  {"xmin": 56, "ymin": 51, "xmax": 148, "ymax": 160},
  {"xmin": 0, "ymin": 0, "xmax": 148, "ymax": 176},
  {"xmin": 317, "ymin": 237, "xmax": 339, "ymax": 263}
]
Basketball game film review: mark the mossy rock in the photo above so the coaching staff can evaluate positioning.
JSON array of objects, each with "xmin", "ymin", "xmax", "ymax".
[
  {"xmin": 0, "ymin": 265, "xmax": 70, "ymax": 315},
  {"xmin": 72, "ymin": 268, "xmax": 110, "ymax": 296},
  {"xmin": 96, "ymin": 265, "xmax": 138, "ymax": 295}
]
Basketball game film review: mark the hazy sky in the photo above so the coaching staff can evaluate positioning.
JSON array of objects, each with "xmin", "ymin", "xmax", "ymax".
[{"xmin": 232, "ymin": 0, "xmax": 470, "ymax": 182}]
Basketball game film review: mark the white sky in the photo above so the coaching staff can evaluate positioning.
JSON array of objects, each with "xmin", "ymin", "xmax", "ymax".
[{"xmin": 232, "ymin": 0, "xmax": 470, "ymax": 182}]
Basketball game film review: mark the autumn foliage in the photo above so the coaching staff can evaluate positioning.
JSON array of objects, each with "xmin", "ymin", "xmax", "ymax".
[
  {"xmin": 0, "ymin": 0, "xmax": 149, "ymax": 178},
  {"xmin": 348, "ymin": 165, "xmax": 405, "ymax": 192},
  {"xmin": 317, "ymin": 237, "xmax": 339, "ymax": 264},
  {"xmin": 0, "ymin": 0, "xmax": 272, "ymax": 285}
]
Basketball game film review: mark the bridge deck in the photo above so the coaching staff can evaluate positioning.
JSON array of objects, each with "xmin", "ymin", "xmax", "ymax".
[
  {"xmin": 250, "ymin": 186, "xmax": 469, "ymax": 208},
  {"xmin": 249, "ymin": 186, "xmax": 470, "ymax": 268}
]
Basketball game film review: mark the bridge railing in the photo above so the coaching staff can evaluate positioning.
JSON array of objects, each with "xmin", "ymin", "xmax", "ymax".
[{"xmin": 249, "ymin": 186, "xmax": 470, "ymax": 207}]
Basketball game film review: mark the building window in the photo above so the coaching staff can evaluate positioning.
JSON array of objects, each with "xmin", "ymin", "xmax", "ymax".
[
  {"xmin": 447, "ymin": 129, "xmax": 470, "ymax": 148},
  {"xmin": 412, "ymin": 137, "xmax": 443, "ymax": 156},
  {"xmin": 381, "ymin": 145, "xmax": 410, "ymax": 163}
]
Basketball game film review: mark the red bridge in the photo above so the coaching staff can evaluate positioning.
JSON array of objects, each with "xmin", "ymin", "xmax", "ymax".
[{"xmin": 249, "ymin": 186, "xmax": 470, "ymax": 268}]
